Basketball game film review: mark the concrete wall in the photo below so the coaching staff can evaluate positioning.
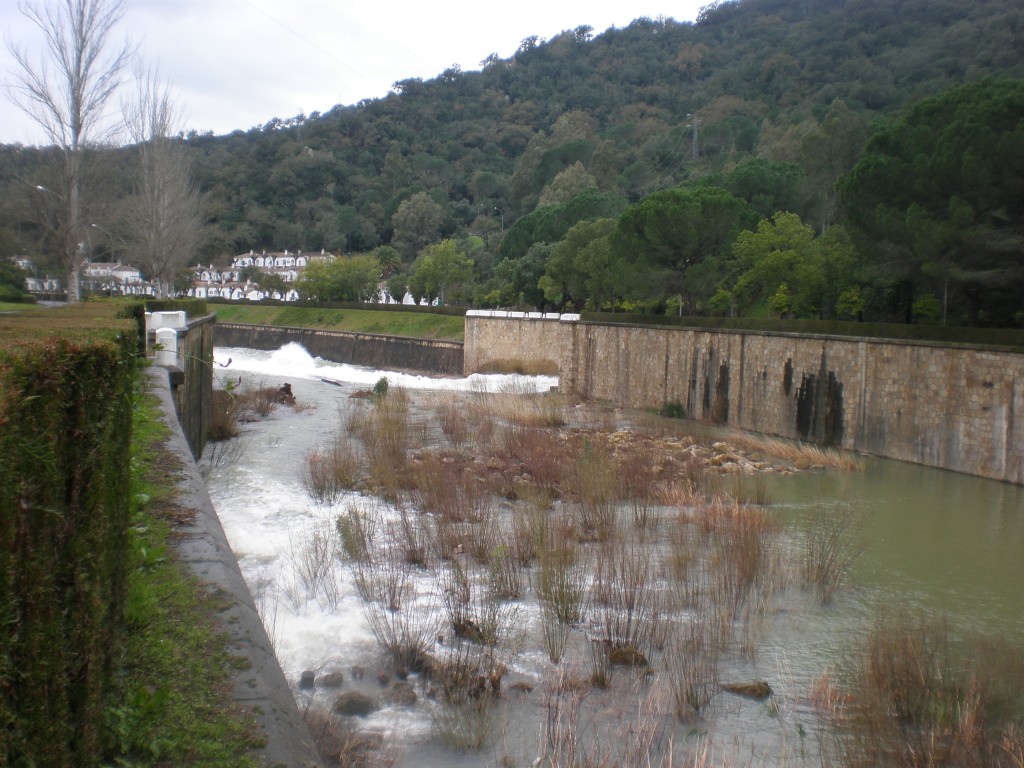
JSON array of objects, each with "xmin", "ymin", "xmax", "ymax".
[
  {"xmin": 147, "ymin": 311, "xmax": 215, "ymax": 458},
  {"xmin": 147, "ymin": 368, "xmax": 322, "ymax": 767},
  {"xmin": 464, "ymin": 315, "xmax": 1024, "ymax": 484},
  {"xmin": 215, "ymin": 322, "xmax": 463, "ymax": 376}
]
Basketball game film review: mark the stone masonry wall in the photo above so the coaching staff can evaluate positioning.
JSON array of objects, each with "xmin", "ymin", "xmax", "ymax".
[
  {"xmin": 464, "ymin": 315, "xmax": 1024, "ymax": 484},
  {"xmin": 462, "ymin": 311, "xmax": 572, "ymax": 375}
]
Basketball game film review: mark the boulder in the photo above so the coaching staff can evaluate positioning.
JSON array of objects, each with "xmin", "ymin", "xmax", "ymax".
[
  {"xmin": 298, "ymin": 670, "xmax": 315, "ymax": 690},
  {"xmin": 320, "ymin": 671, "xmax": 345, "ymax": 688},
  {"xmin": 333, "ymin": 691, "xmax": 378, "ymax": 717}
]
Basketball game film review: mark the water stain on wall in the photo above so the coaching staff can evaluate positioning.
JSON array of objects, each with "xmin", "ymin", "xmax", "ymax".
[{"xmin": 795, "ymin": 352, "xmax": 844, "ymax": 446}]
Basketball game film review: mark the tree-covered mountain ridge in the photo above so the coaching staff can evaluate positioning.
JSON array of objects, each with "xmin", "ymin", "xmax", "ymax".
[
  {"xmin": 3, "ymin": 0, "xmax": 1021, "ymax": 325},
  {"xmin": 183, "ymin": 0, "xmax": 1022, "ymax": 256}
]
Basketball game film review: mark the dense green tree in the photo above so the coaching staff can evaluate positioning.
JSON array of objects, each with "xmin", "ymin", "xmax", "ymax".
[
  {"xmin": 390, "ymin": 191, "xmax": 447, "ymax": 261},
  {"xmin": 498, "ymin": 189, "xmax": 627, "ymax": 261},
  {"xmin": 410, "ymin": 239, "xmax": 473, "ymax": 305},
  {"xmin": 539, "ymin": 218, "xmax": 622, "ymax": 310},
  {"xmin": 295, "ymin": 254, "xmax": 378, "ymax": 301},
  {"xmin": 492, "ymin": 242, "xmax": 553, "ymax": 309},
  {"xmin": 0, "ymin": 262, "xmax": 28, "ymax": 299},
  {"xmin": 842, "ymin": 78, "xmax": 1024, "ymax": 325},
  {"xmin": 613, "ymin": 185, "xmax": 758, "ymax": 311},
  {"xmin": 721, "ymin": 158, "xmax": 812, "ymax": 222},
  {"xmin": 729, "ymin": 212, "xmax": 857, "ymax": 318}
]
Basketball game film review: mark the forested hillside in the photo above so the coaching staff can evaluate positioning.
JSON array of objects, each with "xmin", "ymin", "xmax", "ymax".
[{"xmin": 3, "ymin": 0, "xmax": 1023, "ymax": 324}]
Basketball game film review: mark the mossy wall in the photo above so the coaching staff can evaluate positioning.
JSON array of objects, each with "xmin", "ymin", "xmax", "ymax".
[{"xmin": 0, "ymin": 305, "xmax": 139, "ymax": 766}]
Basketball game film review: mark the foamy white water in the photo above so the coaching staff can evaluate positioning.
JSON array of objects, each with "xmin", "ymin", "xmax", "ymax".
[
  {"xmin": 202, "ymin": 343, "xmax": 560, "ymax": 758},
  {"xmin": 214, "ymin": 342, "xmax": 558, "ymax": 393}
]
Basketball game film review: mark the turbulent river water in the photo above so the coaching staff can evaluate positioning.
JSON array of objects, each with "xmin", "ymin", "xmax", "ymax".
[{"xmin": 201, "ymin": 343, "xmax": 1024, "ymax": 767}]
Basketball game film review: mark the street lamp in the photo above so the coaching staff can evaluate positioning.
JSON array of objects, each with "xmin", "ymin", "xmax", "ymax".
[{"xmin": 32, "ymin": 183, "xmax": 83, "ymax": 302}]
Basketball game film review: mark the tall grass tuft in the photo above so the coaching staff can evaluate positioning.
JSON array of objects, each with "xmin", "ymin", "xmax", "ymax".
[
  {"xmin": 535, "ymin": 537, "xmax": 588, "ymax": 627},
  {"xmin": 568, "ymin": 441, "xmax": 619, "ymax": 541},
  {"xmin": 335, "ymin": 501, "xmax": 379, "ymax": 562},
  {"xmin": 817, "ymin": 611, "xmax": 1024, "ymax": 768},
  {"xmin": 802, "ymin": 502, "xmax": 864, "ymax": 604},
  {"xmin": 300, "ymin": 438, "xmax": 362, "ymax": 507},
  {"xmin": 591, "ymin": 539, "xmax": 664, "ymax": 660}
]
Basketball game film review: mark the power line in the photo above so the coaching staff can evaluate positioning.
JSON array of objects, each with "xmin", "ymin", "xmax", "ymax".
[{"xmin": 237, "ymin": 0, "xmax": 372, "ymax": 83}]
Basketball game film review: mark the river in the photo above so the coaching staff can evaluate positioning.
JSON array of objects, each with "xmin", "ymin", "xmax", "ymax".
[{"xmin": 201, "ymin": 343, "xmax": 1024, "ymax": 767}]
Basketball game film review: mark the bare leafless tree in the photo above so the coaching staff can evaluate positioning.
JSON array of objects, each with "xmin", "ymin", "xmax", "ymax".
[
  {"xmin": 6, "ymin": 0, "xmax": 132, "ymax": 302},
  {"xmin": 120, "ymin": 66, "xmax": 204, "ymax": 298}
]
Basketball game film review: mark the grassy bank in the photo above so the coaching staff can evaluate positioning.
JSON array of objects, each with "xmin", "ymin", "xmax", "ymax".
[
  {"xmin": 110, "ymin": 385, "xmax": 261, "ymax": 766},
  {"xmin": 212, "ymin": 303, "xmax": 466, "ymax": 341}
]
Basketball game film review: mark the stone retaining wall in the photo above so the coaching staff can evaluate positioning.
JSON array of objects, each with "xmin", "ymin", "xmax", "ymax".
[{"xmin": 464, "ymin": 314, "xmax": 1024, "ymax": 484}]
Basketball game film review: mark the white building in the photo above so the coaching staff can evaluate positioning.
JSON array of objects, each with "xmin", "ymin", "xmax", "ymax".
[{"xmin": 188, "ymin": 249, "xmax": 333, "ymax": 302}]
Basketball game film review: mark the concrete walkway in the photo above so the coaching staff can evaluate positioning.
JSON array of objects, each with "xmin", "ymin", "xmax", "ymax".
[{"xmin": 148, "ymin": 367, "xmax": 323, "ymax": 768}]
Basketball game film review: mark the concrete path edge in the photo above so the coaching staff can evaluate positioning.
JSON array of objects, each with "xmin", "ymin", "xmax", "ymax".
[{"xmin": 147, "ymin": 367, "xmax": 323, "ymax": 768}]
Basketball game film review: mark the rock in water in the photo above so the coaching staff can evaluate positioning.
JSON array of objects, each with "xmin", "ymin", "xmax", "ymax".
[
  {"xmin": 333, "ymin": 691, "xmax": 378, "ymax": 717},
  {"xmin": 722, "ymin": 680, "xmax": 772, "ymax": 699}
]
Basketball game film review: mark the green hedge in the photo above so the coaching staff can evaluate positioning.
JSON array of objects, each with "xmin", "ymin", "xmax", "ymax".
[
  {"xmin": 581, "ymin": 312, "xmax": 1024, "ymax": 351},
  {"xmin": 0, "ymin": 308, "xmax": 139, "ymax": 766}
]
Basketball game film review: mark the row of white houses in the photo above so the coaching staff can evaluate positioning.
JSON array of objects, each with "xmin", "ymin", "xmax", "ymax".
[
  {"xmin": 13, "ymin": 249, "xmax": 336, "ymax": 302},
  {"xmin": 185, "ymin": 249, "xmax": 332, "ymax": 302}
]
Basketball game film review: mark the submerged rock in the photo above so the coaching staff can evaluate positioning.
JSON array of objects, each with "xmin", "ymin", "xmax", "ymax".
[
  {"xmin": 333, "ymin": 691, "xmax": 379, "ymax": 717},
  {"xmin": 722, "ymin": 680, "xmax": 773, "ymax": 699},
  {"xmin": 608, "ymin": 646, "xmax": 648, "ymax": 667},
  {"xmin": 320, "ymin": 671, "xmax": 345, "ymax": 688},
  {"xmin": 382, "ymin": 681, "xmax": 418, "ymax": 707}
]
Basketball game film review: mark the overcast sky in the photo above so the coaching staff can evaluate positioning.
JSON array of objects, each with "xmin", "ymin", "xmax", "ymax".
[{"xmin": 0, "ymin": 0, "xmax": 707, "ymax": 146}]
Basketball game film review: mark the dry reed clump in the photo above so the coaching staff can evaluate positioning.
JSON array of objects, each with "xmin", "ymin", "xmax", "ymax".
[
  {"xmin": 664, "ymin": 593, "xmax": 724, "ymax": 719},
  {"xmin": 535, "ymin": 536, "xmax": 588, "ymax": 627},
  {"xmin": 508, "ymin": 490, "xmax": 553, "ymax": 566},
  {"xmin": 286, "ymin": 516, "xmax": 343, "ymax": 609},
  {"xmin": 336, "ymin": 501, "xmax": 380, "ymax": 562},
  {"xmin": 431, "ymin": 392, "xmax": 471, "ymax": 448},
  {"xmin": 538, "ymin": 669, "xmax": 683, "ymax": 766},
  {"xmin": 486, "ymin": 532, "xmax": 524, "ymax": 600},
  {"xmin": 359, "ymin": 551, "xmax": 439, "ymax": 672},
  {"xmin": 239, "ymin": 385, "xmax": 282, "ymax": 417},
  {"xmin": 617, "ymin": 443, "xmax": 662, "ymax": 529},
  {"xmin": 412, "ymin": 454, "xmax": 494, "ymax": 524},
  {"xmin": 300, "ymin": 438, "xmax": 362, "ymax": 507},
  {"xmin": 500, "ymin": 425, "xmax": 567, "ymax": 494},
  {"xmin": 726, "ymin": 432, "xmax": 863, "ymax": 472},
  {"xmin": 707, "ymin": 499, "xmax": 784, "ymax": 619},
  {"xmin": 817, "ymin": 611, "xmax": 1024, "ymax": 768},
  {"xmin": 209, "ymin": 388, "xmax": 242, "ymax": 441},
  {"xmin": 350, "ymin": 386, "xmax": 417, "ymax": 496},
  {"xmin": 567, "ymin": 441, "xmax": 620, "ymax": 542},
  {"xmin": 426, "ymin": 640, "xmax": 506, "ymax": 751},
  {"xmin": 302, "ymin": 707, "xmax": 396, "ymax": 768},
  {"xmin": 437, "ymin": 559, "xmax": 519, "ymax": 647},
  {"xmin": 590, "ymin": 539, "xmax": 664, "ymax": 661},
  {"xmin": 801, "ymin": 502, "xmax": 864, "ymax": 604}
]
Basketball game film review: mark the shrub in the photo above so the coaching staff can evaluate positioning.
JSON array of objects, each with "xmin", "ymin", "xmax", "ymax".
[{"xmin": 0, "ymin": 321, "xmax": 137, "ymax": 765}]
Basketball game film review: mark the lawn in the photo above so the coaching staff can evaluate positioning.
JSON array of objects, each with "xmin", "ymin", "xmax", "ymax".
[{"xmin": 211, "ymin": 303, "xmax": 466, "ymax": 340}]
